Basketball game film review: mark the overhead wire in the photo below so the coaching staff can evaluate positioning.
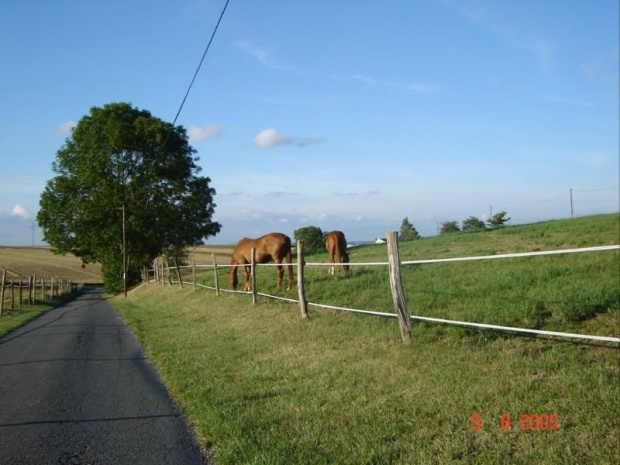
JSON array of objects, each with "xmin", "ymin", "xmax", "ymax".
[{"xmin": 171, "ymin": 0, "xmax": 231, "ymax": 127}]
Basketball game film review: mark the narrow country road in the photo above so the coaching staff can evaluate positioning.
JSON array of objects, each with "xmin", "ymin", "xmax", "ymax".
[{"xmin": 0, "ymin": 288, "xmax": 207, "ymax": 465}]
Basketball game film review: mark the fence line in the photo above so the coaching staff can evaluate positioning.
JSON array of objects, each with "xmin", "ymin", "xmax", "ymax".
[
  {"xmin": 147, "ymin": 240, "xmax": 620, "ymax": 345},
  {"xmin": 0, "ymin": 270, "xmax": 83, "ymax": 316},
  {"xmin": 179, "ymin": 244, "xmax": 620, "ymax": 269}
]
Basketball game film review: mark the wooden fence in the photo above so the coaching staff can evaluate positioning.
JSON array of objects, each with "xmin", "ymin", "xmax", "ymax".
[
  {"xmin": 0, "ymin": 269, "xmax": 83, "ymax": 316},
  {"xmin": 144, "ymin": 233, "xmax": 620, "ymax": 345}
]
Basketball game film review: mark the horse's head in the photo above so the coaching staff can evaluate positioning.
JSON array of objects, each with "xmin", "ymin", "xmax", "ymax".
[{"xmin": 228, "ymin": 266, "xmax": 238, "ymax": 290}]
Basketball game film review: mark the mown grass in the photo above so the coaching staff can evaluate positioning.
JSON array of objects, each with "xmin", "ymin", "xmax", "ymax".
[{"xmin": 113, "ymin": 213, "xmax": 619, "ymax": 464}]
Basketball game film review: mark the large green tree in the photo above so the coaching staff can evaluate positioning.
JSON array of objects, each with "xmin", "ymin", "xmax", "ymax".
[
  {"xmin": 37, "ymin": 102, "xmax": 221, "ymax": 293},
  {"xmin": 293, "ymin": 226, "xmax": 325, "ymax": 253}
]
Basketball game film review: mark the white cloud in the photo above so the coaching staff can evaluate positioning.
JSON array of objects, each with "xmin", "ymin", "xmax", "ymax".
[
  {"xmin": 55, "ymin": 121, "xmax": 76, "ymax": 136},
  {"xmin": 12, "ymin": 204, "xmax": 31, "ymax": 219},
  {"xmin": 254, "ymin": 129, "xmax": 293, "ymax": 148},
  {"xmin": 253, "ymin": 128, "xmax": 326, "ymax": 149},
  {"xmin": 187, "ymin": 124, "xmax": 224, "ymax": 142}
]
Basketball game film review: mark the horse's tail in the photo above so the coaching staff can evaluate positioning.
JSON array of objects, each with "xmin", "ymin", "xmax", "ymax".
[{"xmin": 284, "ymin": 235, "xmax": 294, "ymax": 288}]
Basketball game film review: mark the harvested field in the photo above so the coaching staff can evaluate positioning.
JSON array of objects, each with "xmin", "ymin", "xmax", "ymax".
[{"xmin": 0, "ymin": 247, "xmax": 102, "ymax": 283}]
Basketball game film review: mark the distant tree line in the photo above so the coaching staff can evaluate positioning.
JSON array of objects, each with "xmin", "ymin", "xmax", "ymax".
[{"xmin": 440, "ymin": 211, "xmax": 510, "ymax": 235}]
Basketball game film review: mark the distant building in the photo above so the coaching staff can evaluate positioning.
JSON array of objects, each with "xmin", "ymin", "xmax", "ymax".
[{"xmin": 374, "ymin": 238, "xmax": 386, "ymax": 244}]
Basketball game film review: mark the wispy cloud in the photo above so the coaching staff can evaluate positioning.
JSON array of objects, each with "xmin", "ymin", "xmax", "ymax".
[
  {"xmin": 571, "ymin": 152, "xmax": 610, "ymax": 170},
  {"xmin": 55, "ymin": 121, "xmax": 76, "ymax": 136},
  {"xmin": 187, "ymin": 124, "xmax": 224, "ymax": 142},
  {"xmin": 351, "ymin": 74, "xmax": 440, "ymax": 95},
  {"xmin": 541, "ymin": 95, "xmax": 595, "ymax": 108},
  {"xmin": 234, "ymin": 40, "xmax": 299, "ymax": 73},
  {"xmin": 264, "ymin": 191, "xmax": 298, "ymax": 198},
  {"xmin": 253, "ymin": 128, "xmax": 327, "ymax": 149},
  {"xmin": 445, "ymin": 0, "xmax": 554, "ymax": 74}
]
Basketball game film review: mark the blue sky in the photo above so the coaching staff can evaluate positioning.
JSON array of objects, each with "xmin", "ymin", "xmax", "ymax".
[{"xmin": 1, "ymin": 0, "xmax": 618, "ymax": 246}]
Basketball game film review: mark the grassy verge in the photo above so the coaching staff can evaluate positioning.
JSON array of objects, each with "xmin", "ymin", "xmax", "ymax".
[
  {"xmin": 113, "ymin": 214, "xmax": 619, "ymax": 463},
  {"xmin": 114, "ymin": 292, "xmax": 618, "ymax": 464}
]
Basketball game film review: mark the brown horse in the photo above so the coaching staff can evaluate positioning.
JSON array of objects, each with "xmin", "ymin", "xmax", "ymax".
[
  {"xmin": 228, "ymin": 232, "xmax": 294, "ymax": 291},
  {"xmin": 325, "ymin": 230, "xmax": 349, "ymax": 274}
]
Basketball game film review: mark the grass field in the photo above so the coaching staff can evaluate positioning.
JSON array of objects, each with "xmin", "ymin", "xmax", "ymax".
[
  {"xmin": 0, "ymin": 247, "xmax": 102, "ymax": 283},
  {"xmin": 112, "ymin": 213, "xmax": 620, "ymax": 464}
]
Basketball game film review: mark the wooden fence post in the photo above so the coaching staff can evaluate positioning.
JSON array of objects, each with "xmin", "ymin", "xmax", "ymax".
[
  {"xmin": 11, "ymin": 280, "xmax": 15, "ymax": 309},
  {"xmin": 192, "ymin": 256, "xmax": 196, "ymax": 290},
  {"xmin": 167, "ymin": 262, "xmax": 173, "ymax": 286},
  {"xmin": 251, "ymin": 248, "xmax": 257, "ymax": 305},
  {"xmin": 297, "ymin": 240, "xmax": 309, "ymax": 319},
  {"xmin": 174, "ymin": 258, "xmax": 183, "ymax": 288},
  {"xmin": 212, "ymin": 253, "xmax": 220, "ymax": 297},
  {"xmin": 0, "ymin": 269, "xmax": 6, "ymax": 316},
  {"xmin": 19, "ymin": 280, "xmax": 23, "ymax": 309},
  {"xmin": 32, "ymin": 274, "xmax": 36, "ymax": 305},
  {"xmin": 387, "ymin": 231, "xmax": 412, "ymax": 343},
  {"xmin": 27, "ymin": 277, "xmax": 32, "ymax": 306}
]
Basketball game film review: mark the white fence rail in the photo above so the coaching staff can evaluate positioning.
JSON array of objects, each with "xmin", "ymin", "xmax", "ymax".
[{"xmin": 147, "ymin": 240, "xmax": 619, "ymax": 345}]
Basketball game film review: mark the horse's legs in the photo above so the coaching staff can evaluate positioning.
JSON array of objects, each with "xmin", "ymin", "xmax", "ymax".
[
  {"xmin": 329, "ymin": 250, "xmax": 335, "ymax": 275},
  {"xmin": 243, "ymin": 265, "xmax": 251, "ymax": 292},
  {"xmin": 276, "ymin": 262, "xmax": 284, "ymax": 290}
]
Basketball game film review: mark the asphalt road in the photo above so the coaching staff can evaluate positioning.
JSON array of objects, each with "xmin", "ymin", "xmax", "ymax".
[{"xmin": 0, "ymin": 288, "xmax": 207, "ymax": 465}]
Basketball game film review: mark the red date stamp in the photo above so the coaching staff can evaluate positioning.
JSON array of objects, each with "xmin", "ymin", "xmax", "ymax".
[{"xmin": 471, "ymin": 413, "xmax": 559, "ymax": 431}]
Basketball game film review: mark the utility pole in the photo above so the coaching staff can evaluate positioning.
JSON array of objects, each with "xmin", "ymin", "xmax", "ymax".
[
  {"xmin": 120, "ymin": 204, "xmax": 127, "ymax": 298},
  {"xmin": 122, "ymin": 204, "xmax": 127, "ymax": 297},
  {"xmin": 570, "ymin": 188, "xmax": 574, "ymax": 218}
]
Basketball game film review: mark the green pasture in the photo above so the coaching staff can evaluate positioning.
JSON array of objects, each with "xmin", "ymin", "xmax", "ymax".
[{"xmin": 114, "ymin": 213, "xmax": 620, "ymax": 464}]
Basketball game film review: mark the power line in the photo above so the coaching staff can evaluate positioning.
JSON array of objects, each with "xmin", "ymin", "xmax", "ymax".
[{"xmin": 171, "ymin": 0, "xmax": 231, "ymax": 127}]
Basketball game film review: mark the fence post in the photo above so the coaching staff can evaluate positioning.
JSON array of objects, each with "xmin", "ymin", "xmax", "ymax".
[
  {"xmin": 174, "ymin": 258, "xmax": 183, "ymax": 289},
  {"xmin": 251, "ymin": 248, "xmax": 257, "ymax": 305},
  {"xmin": 11, "ymin": 280, "xmax": 15, "ymax": 309},
  {"xmin": 32, "ymin": 274, "xmax": 36, "ymax": 305},
  {"xmin": 167, "ymin": 262, "xmax": 173, "ymax": 286},
  {"xmin": 27, "ymin": 277, "xmax": 32, "ymax": 306},
  {"xmin": 192, "ymin": 256, "xmax": 196, "ymax": 290},
  {"xmin": 296, "ymin": 240, "xmax": 309, "ymax": 318},
  {"xmin": 19, "ymin": 280, "xmax": 23, "ymax": 309},
  {"xmin": 212, "ymin": 253, "xmax": 220, "ymax": 297},
  {"xmin": 387, "ymin": 231, "xmax": 412, "ymax": 343},
  {"xmin": 0, "ymin": 269, "xmax": 5, "ymax": 316}
]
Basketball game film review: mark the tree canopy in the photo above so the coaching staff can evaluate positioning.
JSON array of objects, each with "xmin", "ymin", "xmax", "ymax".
[
  {"xmin": 440, "ymin": 221, "xmax": 461, "ymax": 235},
  {"xmin": 462, "ymin": 216, "xmax": 487, "ymax": 232},
  {"xmin": 293, "ymin": 226, "xmax": 325, "ymax": 253},
  {"xmin": 487, "ymin": 211, "xmax": 511, "ymax": 228},
  {"xmin": 37, "ymin": 102, "xmax": 221, "ymax": 293},
  {"xmin": 399, "ymin": 217, "xmax": 421, "ymax": 241}
]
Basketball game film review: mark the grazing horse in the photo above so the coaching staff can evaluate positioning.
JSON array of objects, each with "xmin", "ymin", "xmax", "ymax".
[
  {"xmin": 228, "ymin": 232, "xmax": 294, "ymax": 291},
  {"xmin": 325, "ymin": 230, "xmax": 349, "ymax": 274}
]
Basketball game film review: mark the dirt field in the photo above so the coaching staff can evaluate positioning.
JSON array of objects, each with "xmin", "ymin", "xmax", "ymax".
[
  {"xmin": 0, "ymin": 247, "xmax": 102, "ymax": 283},
  {"xmin": 0, "ymin": 245, "xmax": 237, "ymax": 283}
]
